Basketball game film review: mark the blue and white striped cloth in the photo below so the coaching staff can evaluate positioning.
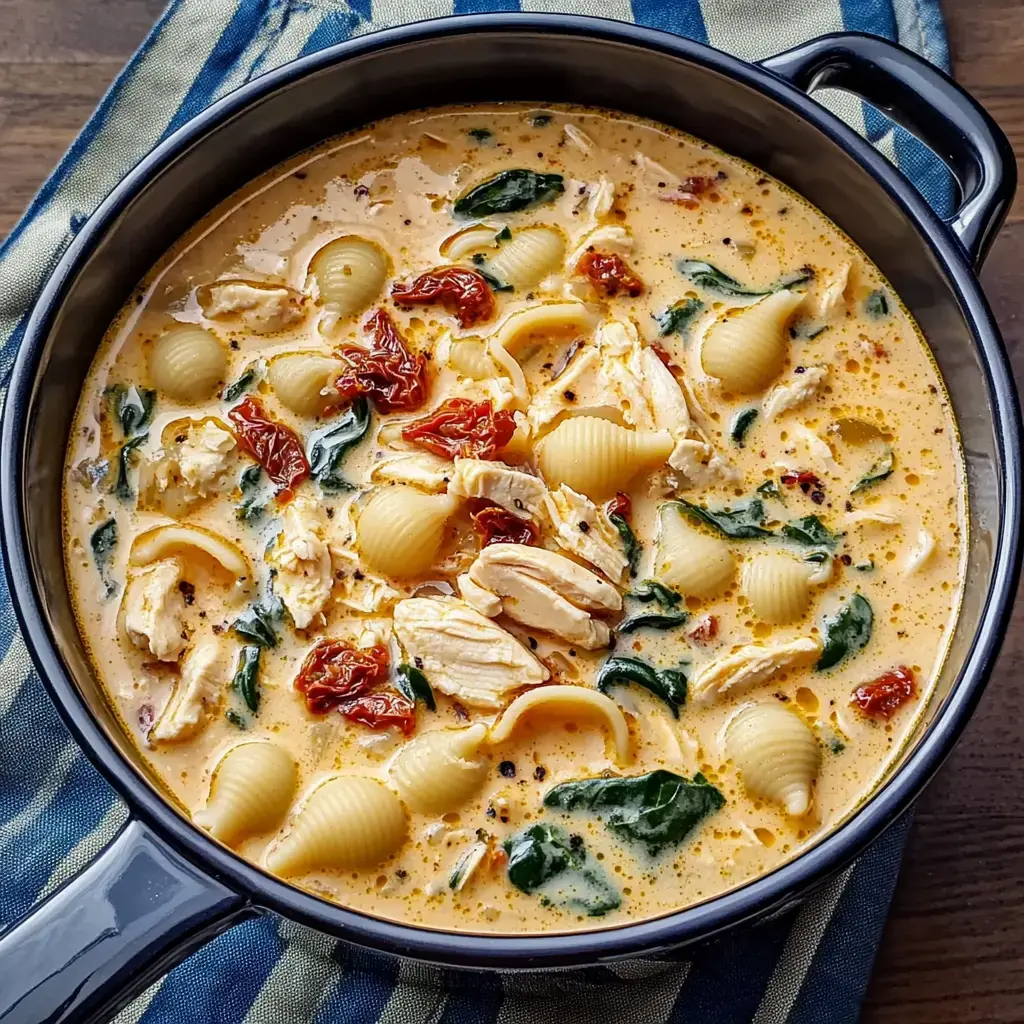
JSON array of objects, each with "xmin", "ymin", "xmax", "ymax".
[{"xmin": 0, "ymin": 1, "xmax": 950, "ymax": 1021}]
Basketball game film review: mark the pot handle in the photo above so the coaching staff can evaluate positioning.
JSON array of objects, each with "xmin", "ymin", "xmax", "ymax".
[
  {"xmin": 0, "ymin": 818, "xmax": 251, "ymax": 1024},
  {"xmin": 760, "ymin": 32, "xmax": 1016, "ymax": 268}
]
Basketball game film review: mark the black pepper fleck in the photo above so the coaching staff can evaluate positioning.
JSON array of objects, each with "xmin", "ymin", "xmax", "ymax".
[
  {"xmin": 498, "ymin": 760, "xmax": 516, "ymax": 778},
  {"xmin": 534, "ymin": 765, "xmax": 547, "ymax": 781},
  {"xmin": 178, "ymin": 581, "xmax": 195, "ymax": 606},
  {"xmin": 578, "ymin": 521, "xmax": 590, "ymax": 533},
  {"xmin": 230, "ymin": 339, "xmax": 239, "ymax": 350},
  {"xmin": 841, "ymin": 554, "xmax": 852, "ymax": 566},
  {"xmin": 528, "ymin": 637, "xmax": 538, "ymax": 650},
  {"xmin": 353, "ymin": 570, "xmax": 364, "ymax": 581},
  {"xmin": 795, "ymin": 365, "xmax": 806, "ymax": 374},
  {"xmin": 563, "ymin": 389, "xmax": 576, "ymax": 401},
  {"xmin": 486, "ymin": 807, "xmax": 497, "ymax": 818},
  {"xmin": 414, "ymin": 656, "xmax": 424, "ymax": 669},
  {"xmin": 325, "ymin": 507, "xmax": 335, "ymax": 519}
]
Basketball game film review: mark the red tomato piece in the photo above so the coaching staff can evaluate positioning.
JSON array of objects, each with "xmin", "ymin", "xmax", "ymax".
[
  {"xmin": 472, "ymin": 506, "xmax": 538, "ymax": 547},
  {"xmin": 851, "ymin": 666, "xmax": 917, "ymax": 720},
  {"xmin": 227, "ymin": 395, "xmax": 310, "ymax": 499},
  {"xmin": 341, "ymin": 691, "xmax": 416, "ymax": 736},
  {"xmin": 335, "ymin": 309, "xmax": 428, "ymax": 412},
  {"xmin": 402, "ymin": 398, "xmax": 516, "ymax": 460},
  {"xmin": 687, "ymin": 615, "xmax": 719, "ymax": 644},
  {"xmin": 295, "ymin": 639, "xmax": 390, "ymax": 715},
  {"xmin": 605, "ymin": 491, "xmax": 632, "ymax": 521},
  {"xmin": 576, "ymin": 251, "xmax": 644, "ymax": 298},
  {"xmin": 391, "ymin": 267, "xmax": 496, "ymax": 328}
]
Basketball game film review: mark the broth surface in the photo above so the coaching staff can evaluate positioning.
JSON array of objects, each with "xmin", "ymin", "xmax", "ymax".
[{"xmin": 63, "ymin": 104, "xmax": 965, "ymax": 934}]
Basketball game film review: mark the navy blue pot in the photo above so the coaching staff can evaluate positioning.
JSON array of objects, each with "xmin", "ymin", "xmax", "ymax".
[{"xmin": 0, "ymin": 17, "xmax": 1019, "ymax": 1024}]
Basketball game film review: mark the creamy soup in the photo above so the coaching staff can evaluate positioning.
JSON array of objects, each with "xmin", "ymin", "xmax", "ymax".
[{"xmin": 63, "ymin": 104, "xmax": 965, "ymax": 934}]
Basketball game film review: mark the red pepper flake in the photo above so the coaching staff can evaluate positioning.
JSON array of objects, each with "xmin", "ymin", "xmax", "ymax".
[
  {"xmin": 851, "ymin": 666, "xmax": 917, "ymax": 720},
  {"xmin": 340, "ymin": 691, "xmax": 416, "ymax": 736},
  {"xmin": 576, "ymin": 251, "xmax": 644, "ymax": 298},
  {"xmin": 335, "ymin": 309, "xmax": 428, "ymax": 412},
  {"xmin": 228, "ymin": 395, "xmax": 310, "ymax": 499},
  {"xmin": 658, "ymin": 176, "xmax": 716, "ymax": 208},
  {"xmin": 687, "ymin": 615, "xmax": 719, "ymax": 643},
  {"xmin": 137, "ymin": 703, "xmax": 155, "ymax": 732},
  {"xmin": 649, "ymin": 343, "xmax": 679, "ymax": 372},
  {"xmin": 472, "ymin": 506, "xmax": 538, "ymax": 547},
  {"xmin": 605, "ymin": 491, "xmax": 632, "ymax": 521},
  {"xmin": 391, "ymin": 266, "xmax": 496, "ymax": 328},
  {"xmin": 781, "ymin": 470, "xmax": 823, "ymax": 496},
  {"xmin": 295, "ymin": 639, "xmax": 389, "ymax": 715},
  {"xmin": 402, "ymin": 398, "xmax": 516, "ymax": 460}
]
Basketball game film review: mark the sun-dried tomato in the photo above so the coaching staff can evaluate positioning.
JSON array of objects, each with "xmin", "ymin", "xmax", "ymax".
[
  {"xmin": 605, "ymin": 492, "xmax": 632, "ymax": 521},
  {"xmin": 295, "ymin": 639, "xmax": 390, "ymax": 715},
  {"xmin": 658, "ymin": 176, "xmax": 716, "ymax": 208},
  {"xmin": 391, "ymin": 267, "xmax": 496, "ymax": 328},
  {"xmin": 687, "ymin": 615, "xmax": 719, "ymax": 644},
  {"xmin": 576, "ymin": 251, "xmax": 644, "ymax": 298},
  {"xmin": 402, "ymin": 398, "xmax": 516, "ymax": 460},
  {"xmin": 335, "ymin": 309, "xmax": 428, "ymax": 412},
  {"xmin": 852, "ymin": 667, "xmax": 917, "ymax": 720},
  {"xmin": 341, "ymin": 691, "xmax": 416, "ymax": 736},
  {"xmin": 228, "ymin": 395, "xmax": 309, "ymax": 499},
  {"xmin": 473, "ymin": 506, "xmax": 537, "ymax": 547}
]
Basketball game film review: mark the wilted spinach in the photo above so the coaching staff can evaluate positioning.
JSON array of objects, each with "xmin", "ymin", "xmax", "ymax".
[
  {"xmin": 618, "ymin": 582, "xmax": 687, "ymax": 634},
  {"xmin": 864, "ymin": 290, "xmax": 889, "ymax": 318},
  {"xmin": 233, "ymin": 594, "xmax": 285, "ymax": 648},
  {"xmin": 596, "ymin": 657, "xmax": 688, "ymax": 718},
  {"xmin": 781, "ymin": 514, "xmax": 839, "ymax": 549},
  {"xmin": 730, "ymin": 407, "xmax": 758, "ymax": 447},
  {"xmin": 307, "ymin": 397, "xmax": 371, "ymax": 492},
  {"xmin": 677, "ymin": 260, "xmax": 813, "ymax": 297},
  {"xmin": 467, "ymin": 127, "xmax": 493, "ymax": 143},
  {"xmin": 674, "ymin": 498, "xmax": 773, "ymax": 539},
  {"xmin": 222, "ymin": 364, "xmax": 261, "ymax": 402},
  {"xmin": 544, "ymin": 770, "xmax": 725, "ymax": 856},
  {"xmin": 453, "ymin": 169, "xmax": 565, "ymax": 218},
  {"xmin": 757, "ymin": 478, "xmax": 784, "ymax": 502},
  {"xmin": 236, "ymin": 463, "xmax": 265, "ymax": 522},
  {"xmin": 655, "ymin": 297, "xmax": 704, "ymax": 337},
  {"xmin": 817, "ymin": 593, "xmax": 873, "ymax": 671},
  {"xmin": 113, "ymin": 385, "xmax": 155, "ymax": 436},
  {"xmin": 113, "ymin": 433, "xmax": 148, "ymax": 501},
  {"xmin": 232, "ymin": 645, "xmax": 262, "ymax": 714},
  {"xmin": 90, "ymin": 518, "xmax": 118, "ymax": 598},
  {"xmin": 608, "ymin": 512, "xmax": 642, "ymax": 578},
  {"xmin": 851, "ymin": 446, "xmax": 894, "ymax": 494},
  {"xmin": 395, "ymin": 664, "xmax": 436, "ymax": 712}
]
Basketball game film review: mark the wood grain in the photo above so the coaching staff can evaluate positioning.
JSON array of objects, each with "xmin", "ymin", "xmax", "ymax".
[{"xmin": 1, "ymin": 2, "xmax": 1023, "ymax": 1020}]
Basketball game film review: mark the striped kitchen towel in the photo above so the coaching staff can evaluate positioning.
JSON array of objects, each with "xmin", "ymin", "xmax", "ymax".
[{"xmin": 0, "ymin": 1, "xmax": 950, "ymax": 1022}]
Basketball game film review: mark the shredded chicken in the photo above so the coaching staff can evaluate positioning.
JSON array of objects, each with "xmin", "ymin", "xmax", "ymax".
[
  {"xmin": 393, "ymin": 597, "xmax": 548, "ymax": 708},
  {"xmin": 448, "ymin": 458, "xmax": 547, "ymax": 519},
  {"xmin": 801, "ymin": 262, "xmax": 851, "ymax": 323},
  {"xmin": 691, "ymin": 637, "xmax": 823, "ymax": 705},
  {"xmin": 177, "ymin": 421, "xmax": 236, "ymax": 496},
  {"xmin": 328, "ymin": 543, "xmax": 400, "ymax": 613},
  {"xmin": 370, "ymin": 452, "xmax": 452, "ymax": 493},
  {"xmin": 668, "ymin": 438, "xmax": 742, "ymax": 488},
  {"xmin": 543, "ymin": 485, "xmax": 628, "ymax": 583},
  {"xmin": 202, "ymin": 280, "xmax": 303, "ymax": 334},
  {"xmin": 123, "ymin": 558, "xmax": 187, "ymax": 662},
  {"xmin": 903, "ymin": 527, "xmax": 936, "ymax": 574},
  {"xmin": 268, "ymin": 496, "xmax": 333, "ymax": 629},
  {"xmin": 149, "ymin": 638, "xmax": 225, "ymax": 743},
  {"xmin": 462, "ymin": 543, "xmax": 621, "ymax": 650},
  {"xmin": 763, "ymin": 367, "xmax": 829, "ymax": 421}
]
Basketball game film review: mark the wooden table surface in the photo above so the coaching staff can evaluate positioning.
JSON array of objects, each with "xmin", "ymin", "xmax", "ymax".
[{"xmin": 1, "ymin": 1, "xmax": 1022, "ymax": 1020}]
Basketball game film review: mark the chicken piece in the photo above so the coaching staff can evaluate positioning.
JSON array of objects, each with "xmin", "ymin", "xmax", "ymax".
[
  {"xmin": 668, "ymin": 438, "xmax": 741, "ymax": 488},
  {"xmin": 393, "ymin": 597, "xmax": 548, "ymax": 708},
  {"xmin": 202, "ymin": 280, "xmax": 303, "ymax": 334},
  {"xmin": 123, "ymin": 558, "xmax": 187, "ymax": 662},
  {"xmin": 691, "ymin": 637, "xmax": 822, "ymax": 705},
  {"xmin": 640, "ymin": 347, "xmax": 691, "ymax": 437},
  {"xmin": 448, "ymin": 458, "xmax": 548, "ymax": 520},
  {"xmin": 178, "ymin": 420, "xmax": 237, "ymax": 497},
  {"xmin": 543, "ymin": 485, "xmax": 628, "ymax": 583},
  {"xmin": 595, "ymin": 319, "xmax": 655, "ymax": 431},
  {"xmin": 903, "ymin": 527, "xmax": 936, "ymax": 574},
  {"xmin": 526, "ymin": 345, "xmax": 609, "ymax": 436},
  {"xmin": 458, "ymin": 572, "xmax": 503, "ymax": 617},
  {"xmin": 463, "ymin": 543, "xmax": 621, "ymax": 650},
  {"xmin": 370, "ymin": 452, "xmax": 452, "ymax": 493},
  {"xmin": 567, "ymin": 224, "xmax": 633, "ymax": 267},
  {"xmin": 329, "ymin": 543, "xmax": 400, "ymax": 613},
  {"xmin": 790, "ymin": 424, "xmax": 840, "ymax": 476},
  {"xmin": 801, "ymin": 262, "xmax": 851, "ymax": 323},
  {"xmin": 137, "ymin": 452, "xmax": 196, "ymax": 517},
  {"xmin": 268, "ymin": 496, "xmax": 333, "ymax": 629},
  {"xmin": 763, "ymin": 367, "xmax": 829, "ymax": 421},
  {"xmin": 149, "ymin": 638, "xmax": 225, "ymax": 743}
]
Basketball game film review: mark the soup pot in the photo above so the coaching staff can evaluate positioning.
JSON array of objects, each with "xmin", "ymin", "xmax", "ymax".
[{"xmin": 0, "ymin": 15, "xmax": 1019, "ymax": 1024}]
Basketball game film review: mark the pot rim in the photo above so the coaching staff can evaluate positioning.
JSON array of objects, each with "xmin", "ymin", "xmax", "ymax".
[{"xmin": 2, "ymin": 13, "xmax": 1020, "ymax": 967}]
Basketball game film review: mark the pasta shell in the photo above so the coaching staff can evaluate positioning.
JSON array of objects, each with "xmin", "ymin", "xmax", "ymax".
[
  {"xmin": 149, "ymin": 325, "xmax": 227, "ymax": 402},
  {"xmin": 389, "ymin": 723, "xmax": 489, "ymax": 813},
  {"xmin": 487, "ymin": 227, "xmax": 566, "ymax": 290},
  {"xmin": 356, "ymin": 488, "xmax": 459, "ymax": 577},
  {"xmin": 701, "ymin": 289, "xmax": 802, "ymax": 393},
  {"xmin": 492, "ymin": 301, "xmax": 598, "ymax": 357},
  {"xmin": 537, "ymin": 416, "xmax": 673, "ymax": 500},
  {"xmin": 655, "ymin": 504, "xmax": 735, "ymax": 599},
  {"xmin": 448, "ymin": 337, "xmax": 497, "ymax": 380},
  {"xmin": 310, "ymin": 236, "xmax": 388, "ymax": 328},
  {"xmin": 440, "ymin": 223, "xmax": 499, "ymax": 261},
  {"xmin": 267, "ymin": 776, "xmax": 407, "ymax": 875},
  {"xmin": 488, "ymin": 685, "xmax": 631, "ymax": 765},
  {"xmin": 267, "ymin": 353, "xmax": 344, "ymax": 416},
  {"xmin": 130, "ymin": 524, "xmax": 252, "ymax": 583},
  {"xmin": 194, "ymin": 741, "xmax": 298, "ymax": 846},
  {"xmin": 725, "ymin": 702, "xmax": 820, "ymax": 817},
  {"xmin": 742, "ymin": 551, "xmax": 812, "ymax": 623}
]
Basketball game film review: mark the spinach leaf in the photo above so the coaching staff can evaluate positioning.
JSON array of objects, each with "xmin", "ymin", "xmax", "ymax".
[
  {"xmin": 618, "ymin": 582, "xmax": 687, "ymax": 634},
  {"xmin": 468, "ymin": 127, "xmax": 493, "ymax": 143},
  {"xmin": 776, "ymin": 266, "xmax": 815, "ymax": 289},
  {"xmin": 730, "ymin": 407, "xmax": 758, "ymax": 447},
  {"xmin": 851, "ymin": 446, "xmax": 894, "ymax": 494},
  {"xmin": 115, "ymin": 385, "xmax": 155, "ymax": 436},
  {"xmin": 113, "ymin": 433, "xmax": 148, "ymax": 501},
  {"xmin": 236, "ymin": 463, "xmax": 266, "ymax": 522},
  {"xmin": 495, "ymin": 225, "xmax": 513, "ymax": 242},
  {"xmin": 608, "ymin": 513, "xmax": 642, "ymax": 578},
  {"xmin": 618, "ymin": 609, "xmax": 688, "ymax": 633},
  {"xmin": 757, "ymin": 478, "xmax": 783, "ymax": 502},
  {"xmin": 233, "ymin": 594, "xmax": 285, "ymax": 648},
  {"xmin": 395, "ymin": 663, "xmax": 436, "ymax": 712},
  {"xmin": 307, "ymin": 397, "xmax": 371, "ymax": 492},
  {"xmin": 864, "ymin": 290, "xmax": 889, "ymax": 318},
  {"xmin": 476, "ymin": 266, "xmax": 515, "ymax": 293},
  {"xmin": 503, "ymin": 823, "xmax": 620, "ymax": 917},
  {"xmin": 90, "ymin": 518, "xmax": 118, "ymax": 597},
  {"xmin": 674, "ymin": 498, "xmax": 773, "ymax": 539},
  {"xmin": 628, "ymin": 580, "xmax": 682, "ymax": 608},
  {"xmin": 222, "ymin": 364, "xmax": 260, "ymax": 402},
  {"xmin": 855, "ymin": 559, "xmax": 875, "ymax": 572},
  {"xmin": 817, "ymin": 593, "xmax": 873, "ymax": 671},
  {"xmin": 781, "ymin": 514, "xmax": 839, "ymax": 549},
  {"xmin": 544, "ymin": 770, "xmax": 725, "ymax": 856},
  {"xmin": 232, "ymin": 645, "xmax": 262, "ymax": 714},
  {"xmin": 596, "ymin": 657, "xmax": 687, "ymax": 718},
  {"xmin": 677, "ymin": 260, "xmax": 771, "ymax": 297},
  {"xmin": 528, "ymin": 113, "xmax": 552, "ymax": 128},
  {"xmin": 655, "ymin": 298, "xmax": 704, "ymax": 337},
  {"xmin": 453, "ymin": 169, "xmax": 565, "ymax": 218}
]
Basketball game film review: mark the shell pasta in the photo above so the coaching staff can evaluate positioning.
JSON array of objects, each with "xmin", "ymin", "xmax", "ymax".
[{"xmin": 64, "ymin": 102, "xmax": 965, "ymax": 935}]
